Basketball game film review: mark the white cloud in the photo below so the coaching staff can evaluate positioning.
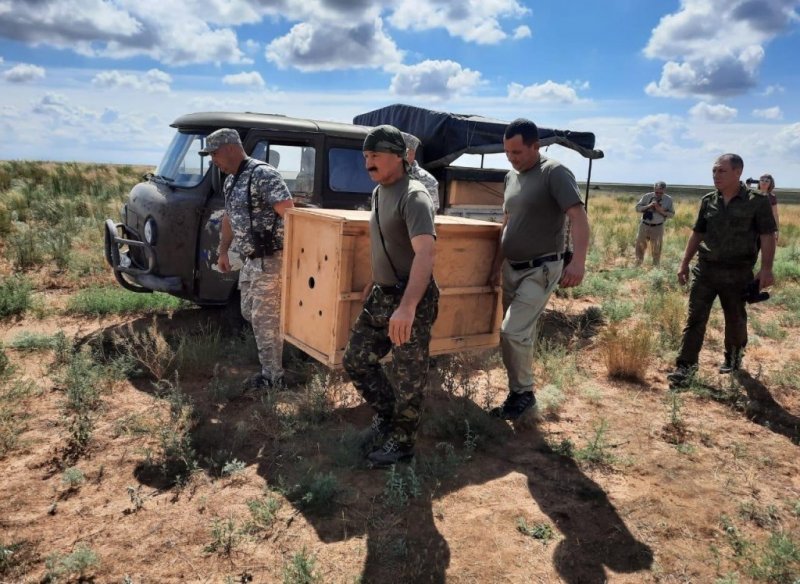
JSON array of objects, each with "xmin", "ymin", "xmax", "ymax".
[
  {"xmin": 642, "ymin": 0, "xmax": 800, "ymax": 98},
  {"xmin": 388, "ymin": 60, "xmax": 481, "ymax": 99},
  {"xmin": 689, "ymin": 101, "xmax": 738, "ymax": 122},
  {"xmin": 0, "ymin": 0, "xmax": 247, "ymax": 66},
  {"xmin": 773, "ymin": 123, "xmax": 800, "ymax": 157},
  {"xmin": 31, "ymin": 93, "xmax": 97, "ymax": 126},
  {"xmin": 753, "ymin": 106, "xmax": 783, "ymax": 120},
  {"xmin": 244, "ymin": 39, "xmax": 261, "ymax": 54},
  {"xmin": 92, "ymin": 69, "xmax": 172, "ymax": 93},
  {"xmin": 223, "ymin": 71, "xmax": 266, "ymax": 88},
  {"xmin": 507, "ymin": 80, "xmax": 588, "ymax": 104},
  {"xmin": 389, "ymin": 0, "xmax": 529, "ymax": 44},
  {"xmin": 512, "ymin": 25, "xmax": 531, "ymax": 40},
  {"xmin": 762, "ymin": 84, "xmax": 785, "ymax": 96},
  {"xmin": 4, "ymin": 63, "xmax": 46, "ymax": 83},
  {"xmin": 266, "ymin": 17, "xmax": 402, "ymax": 71}
]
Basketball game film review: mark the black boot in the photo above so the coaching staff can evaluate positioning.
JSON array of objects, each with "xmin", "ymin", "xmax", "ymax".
[
  {"xmin": 358, "ymin": 414, "xmax": 392, "ymax": 455},
  {"xmin": 366, "ymin": 437, "xmax": 414, "ymax": 469},
  {"xmin": 719, "ymin": 349, "xmax": 743, "ymax": 374}
]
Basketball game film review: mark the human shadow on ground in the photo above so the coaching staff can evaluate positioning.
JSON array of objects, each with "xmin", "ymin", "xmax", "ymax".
[
  {"xmin": 98, "ymin": 306, "xmax": 649, "ymax": 582},
  {"xmin": 244, "ymin": 390, "xmax": 653, "ymax": 583},
  {"xmin": 733, "ymin": 371, "xmax": 800, "ymax": 445}
]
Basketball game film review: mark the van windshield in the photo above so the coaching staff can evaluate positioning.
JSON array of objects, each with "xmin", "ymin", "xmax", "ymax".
[{"xmin": 154, "ymin": 131, "xmax": 209, "ymax": 187}]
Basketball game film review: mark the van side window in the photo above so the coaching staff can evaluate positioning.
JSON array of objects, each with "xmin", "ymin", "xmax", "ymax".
[
  {"xmin": 328, "ymin": 148, "xmax": 375, "ymax": 193},
  {"xmin": 251, "ymin": 141, "xmax": 316, "ymax": 206}
]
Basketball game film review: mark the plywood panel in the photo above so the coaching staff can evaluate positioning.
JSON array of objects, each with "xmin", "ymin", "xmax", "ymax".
[
  {"xmin": 282, "ymin": 208, "xmax": 503, "ymax": 367},
  {"xmin": 447, "ymin": 179, "xmax": 504, "ymax": 206}
]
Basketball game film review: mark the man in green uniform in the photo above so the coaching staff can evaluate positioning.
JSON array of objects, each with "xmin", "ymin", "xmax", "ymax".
[
  {"xmin": 667, "ymin": 153, "xmax": 776, "ymax": 388},
  {"xmin": 342, "ymin": 124, "xmax": 438, "ymax": 468}
]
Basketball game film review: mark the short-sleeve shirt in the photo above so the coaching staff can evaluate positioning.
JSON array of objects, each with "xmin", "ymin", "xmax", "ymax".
[
  {"xmin": 224, "ymin": 157, "xmax": 292, "ymax": 257},
  {"xmin": 693, "ymin": 184, "xmax": 777, "ymax": 267},
  {"xmin": 501, "ymin": 155, "xmax": 582, "ymax": 261},
  {"xmin": 370, "ymin": 175, "xmax": 436, "ymax": 286}
]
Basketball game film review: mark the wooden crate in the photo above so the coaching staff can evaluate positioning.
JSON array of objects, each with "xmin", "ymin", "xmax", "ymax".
[
  {"xmin": 281, "ymin": 208, "xmax": 502, "ymax": 367},
  {"xmin": 446, "ymin": 179, "xmax": 505, "ymax": 206}
]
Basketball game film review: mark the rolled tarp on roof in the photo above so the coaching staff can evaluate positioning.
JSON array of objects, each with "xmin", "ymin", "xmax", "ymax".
[{"xmin": 353, "ymin": 103, "xmax": 604, "ymax": 168}]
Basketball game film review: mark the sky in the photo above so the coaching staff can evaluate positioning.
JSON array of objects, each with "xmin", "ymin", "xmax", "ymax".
[{"xmin": 1, "ymin": 0, "xmax": 799, "ymax": 187}]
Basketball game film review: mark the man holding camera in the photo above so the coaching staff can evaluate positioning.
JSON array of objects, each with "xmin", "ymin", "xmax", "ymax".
[
  {"xmin": 634, "ymin": 181, "xmax": 675, "ymax": 266},
  {"xmin": 667, "ymin": 154, "xmax": 776, "ymax": 388},
  {"xmin": 343, "ymin": 125, "xmax": 438, "ymax": 468},
  {"xmin": 204, "ymin": 128, "xmax": 294, "ymax": 390}
]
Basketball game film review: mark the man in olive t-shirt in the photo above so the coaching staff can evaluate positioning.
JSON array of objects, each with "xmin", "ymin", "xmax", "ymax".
[
  {"xmin": 343, "ymin": 124, "xmax": 438, "ymax": 469},
  {"xmin": 489, "ymin": 118, "xmax": 590, "ymax": 420}
]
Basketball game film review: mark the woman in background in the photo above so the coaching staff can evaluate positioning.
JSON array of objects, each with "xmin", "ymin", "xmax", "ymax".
[{"xmin": 759, "ymin": 173, "xmax": 779, "ymax": 242}]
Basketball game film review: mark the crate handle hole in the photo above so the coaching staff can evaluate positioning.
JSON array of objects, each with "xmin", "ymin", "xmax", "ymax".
[
  {"xmin": 308, "ymin": 277, "xmax": 315, "ymax": 289},
  {"xmin": 299, "ymin": 300, "xmax": 303, "ymax": 306},
  {"xmin": 318, "ymin": 310, "xmax": 322, "ymax": 316},
  {"xmin": 324, "ymin": 254, "xmax": 328, "ymax": 261}
]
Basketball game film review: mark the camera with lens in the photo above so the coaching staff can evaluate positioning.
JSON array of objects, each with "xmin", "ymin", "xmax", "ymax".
[
  {"xmin": 250, "ymin": 229, "xmax": 275, "ymax": 258},
  {"xmin": 643, "ymin": 210, "xmax": 654, "ymax": 221},
  {"xmin": 742, "ymin": 279, "xmax": 769, "ymax": 304},
  {"xmin": 745, "ymin": 177, "xmax": 759, "ymax": 186}
]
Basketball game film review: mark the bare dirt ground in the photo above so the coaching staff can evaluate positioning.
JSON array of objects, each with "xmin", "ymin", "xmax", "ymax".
[{"xmin": 1, "ymin": 291, "xmax": 799, "ymax": 584}]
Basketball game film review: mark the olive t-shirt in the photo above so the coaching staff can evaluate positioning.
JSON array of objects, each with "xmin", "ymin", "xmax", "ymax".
[
  {"xmin": 693, "ymin": 185, "xmax": 777, "ymax": 267},
  {"xmin": 501, "ymin": 156, "xmax": 582, "ymax": 261},
  {"xmin": 370, "ymin": 175, "xmax": 436, "ymax": 286}
]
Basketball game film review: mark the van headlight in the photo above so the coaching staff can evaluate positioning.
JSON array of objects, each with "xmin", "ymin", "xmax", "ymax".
[{"xmin": 143, "ymin": 217, "xmax": 158, "ymax": 245}]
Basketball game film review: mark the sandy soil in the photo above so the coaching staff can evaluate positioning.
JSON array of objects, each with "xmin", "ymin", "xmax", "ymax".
[{"xmin": 1, "ymin": 294, "xmax": 798, "ymax": 583}]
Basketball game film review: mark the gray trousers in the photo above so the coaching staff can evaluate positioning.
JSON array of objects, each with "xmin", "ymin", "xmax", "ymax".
[{"xmin": 500, "ymin": 258, "xmax": 563, "ymax": 394}]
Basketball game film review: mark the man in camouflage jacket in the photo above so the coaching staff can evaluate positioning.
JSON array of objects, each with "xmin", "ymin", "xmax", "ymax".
[
  {"xmin": 202, "ymin": 128, "xmax": 294, "ymax": 389},
  {"xmin": 343, "ymin": 125, "xmax": 438, "ymax": 469},
  {"xmin": 667, "ymin": 153, "xmax": 776, "ymax": 388}
]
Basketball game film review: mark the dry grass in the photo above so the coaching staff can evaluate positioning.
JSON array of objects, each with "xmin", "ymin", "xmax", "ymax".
[{"xmin": 599, "ymin": 319, "xmax": 656, "ymax": 381}]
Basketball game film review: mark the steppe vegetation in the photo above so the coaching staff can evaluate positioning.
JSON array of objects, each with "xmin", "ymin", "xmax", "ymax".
[{"xmin": 0, "ymin": 161, "xmax": 798, "ymax": 583}]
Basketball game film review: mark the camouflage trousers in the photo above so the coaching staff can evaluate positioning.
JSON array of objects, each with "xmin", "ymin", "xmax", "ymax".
[
  {"xmin": 676, "ymin": 262, "xmax": 753, "ymax": 367},
  {"xmin": 240, "ymin": 253, "xmax": 283, "ymax": 382},
  {"xmin": 342, "ymin": 282, "xmax": 439, "ymax": 447},
  {"xmin": 635, "ymin": 222, "xmax": 664, "ymax": 266}
]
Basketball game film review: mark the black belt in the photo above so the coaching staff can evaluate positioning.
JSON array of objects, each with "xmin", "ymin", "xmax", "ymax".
[
  {"xmin": 508, "ymin": 253, "xmax": 563, "ymax": 271},
  {"xmin": 642, "ymin": 221, "xmax": 663, "ymax": 227}
]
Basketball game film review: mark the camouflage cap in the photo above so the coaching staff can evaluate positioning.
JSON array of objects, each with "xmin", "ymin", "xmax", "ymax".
[
  {"xmin": 363, "ymin": 124, "xmax": 406, "ymax": 156},
  {"xmin": 199, "ymin": 128, "xmax": 243, "ymax": 155},
  {"xmin": 401, "ymin": 131, "xmax": 421, "ymax": 151},
  {"xmin": 655, "ymin": 181, "xmax": 667, "ymax": 189}
]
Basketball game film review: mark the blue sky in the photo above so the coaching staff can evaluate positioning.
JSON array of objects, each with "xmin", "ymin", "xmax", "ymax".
[{"xmin": 1, "ymin": 0, "xmax": 799, "ymax": 187}]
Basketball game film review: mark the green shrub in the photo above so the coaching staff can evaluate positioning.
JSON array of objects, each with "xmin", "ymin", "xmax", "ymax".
[
  {"xmin": 44, "ymin": 543, "xmax": 99, "ymax": 582},
  {"xmin": 0, "ymin": 276, "xmax": 33, "ymax": 318},
  {"xmin": 66, "ymin": 288, "xmax": 186, "ymax": 316},
  {"xmin": 281, "ymin": 471, "xmax": 339, "ymax": 516},
  {"xmin": 7, "ymin": 229, "xmax": 45, "ymax": 270},
  {"xmin": 8, "ymin": 331, "xmax": 61, "ymax": 351},
  {"xmin": 282, "ymin": 548, "xmax": 322, "ymax": 584}
]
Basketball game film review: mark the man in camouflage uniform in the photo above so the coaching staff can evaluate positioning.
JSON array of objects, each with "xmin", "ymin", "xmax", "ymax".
[
  {"xmin": 667, "ymin": 153, "xmax": 776, "ymax": 388},
  {"xmin": 343, "ymin": 125, "xmax": 438, "ymax": 468},
  {"xmin": 402, "ymin": 132, "xmax": 440, "ymax": 210},
  {"xmin": 202, "ymin": 128, "xmax": 294, "ymax": 389}
]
